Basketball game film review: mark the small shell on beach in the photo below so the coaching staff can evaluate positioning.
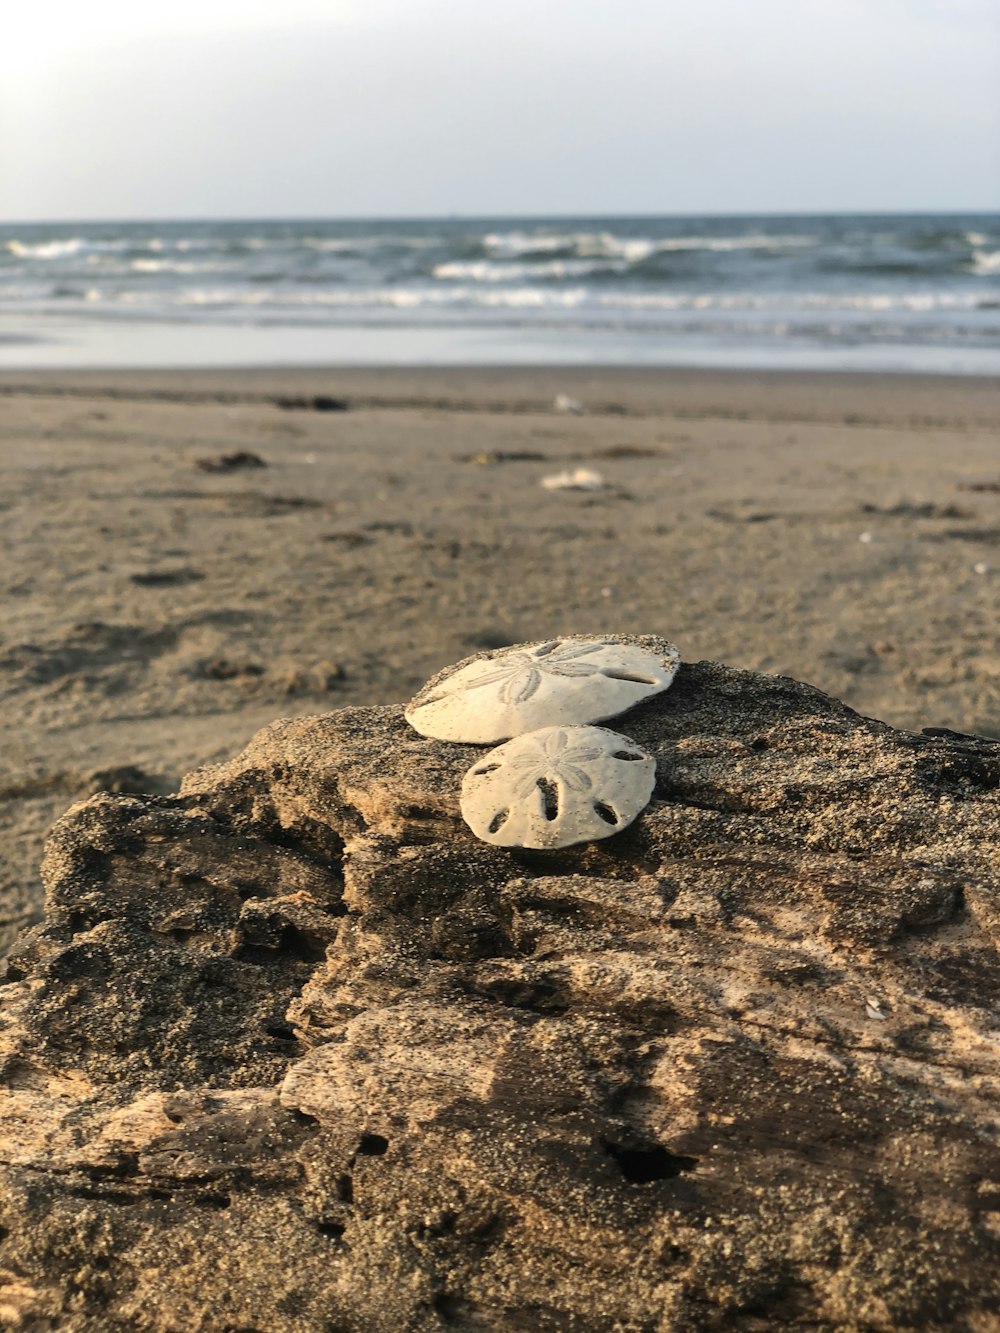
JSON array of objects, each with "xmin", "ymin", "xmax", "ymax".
[
  {"xmin": 541, "ymin": 467, "xmax": 607, "ymax": 491},
  {"xmin": 553, "ymin": 393, "xmax": 585, "ymax": 414},
  {"xmin": 460, "ymin": 725, "xmax": 656, "ymax": 850},
  {"xmin": 405, "ymin": 637, "xmax": 680, "ymax": 743}
]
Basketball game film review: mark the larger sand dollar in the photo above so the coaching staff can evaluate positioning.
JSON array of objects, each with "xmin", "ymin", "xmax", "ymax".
[
  {"xmin": 405, "ymin": 637, "xmax": 680, "ymax": 744},
  {"xmin": 461, "ymin": 725, "xmax": 657, "ymax": 850}
]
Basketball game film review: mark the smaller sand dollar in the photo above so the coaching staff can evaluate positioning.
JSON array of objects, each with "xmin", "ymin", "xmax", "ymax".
[
  {"xmin": 461, "ymin": 725, "xmax": 656, "ymax": 850},
  {"xmin": 406, "ymin": 638, "xmax": 680, "ymax": 743}
]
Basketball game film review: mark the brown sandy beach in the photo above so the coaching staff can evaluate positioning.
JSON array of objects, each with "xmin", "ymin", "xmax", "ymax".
[{"xmin": 1, "ymin": 366, "xmax": 998, "ymax": 949}]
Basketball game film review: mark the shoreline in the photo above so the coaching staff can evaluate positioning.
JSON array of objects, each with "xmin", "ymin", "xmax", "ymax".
[{"xmin": 1, "ymin": 315, "xmax": 997, "ymax": 378}]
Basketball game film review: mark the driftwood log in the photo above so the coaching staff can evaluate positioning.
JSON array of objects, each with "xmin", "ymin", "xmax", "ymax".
[{"xmin": 1, "ymin": 640, "xmax": 998, "ymax": 1330}]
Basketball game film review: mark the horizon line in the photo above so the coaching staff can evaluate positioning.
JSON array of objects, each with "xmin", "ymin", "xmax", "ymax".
[{"xmin": 2, "ymin": 206, "xmax": 998, "ymax": 228}]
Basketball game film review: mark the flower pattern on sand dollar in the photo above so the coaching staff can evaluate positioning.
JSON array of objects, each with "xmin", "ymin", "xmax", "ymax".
[
  {"xmin": 507, "ymin": 728, "xmax": 604, "ymax": 797},
  {"xmin": 448, "ymin": 640, "xmax": 610, "ymax": 706}
]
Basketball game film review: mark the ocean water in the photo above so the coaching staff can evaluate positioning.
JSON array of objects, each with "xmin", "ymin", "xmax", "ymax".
[{"xmin": 1, "ymin": 214, "xmax": 998, "ymax": 372}]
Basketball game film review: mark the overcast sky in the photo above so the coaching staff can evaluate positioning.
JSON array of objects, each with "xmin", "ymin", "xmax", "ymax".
[{"xmin": 2, "ymin": 0, "xmax": 998, "ymax": 221}]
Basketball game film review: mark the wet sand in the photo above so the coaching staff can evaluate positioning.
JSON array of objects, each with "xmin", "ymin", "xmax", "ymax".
[{"xmin": 1, "ymin": 366, "xmax": 998, "ymax": 947}]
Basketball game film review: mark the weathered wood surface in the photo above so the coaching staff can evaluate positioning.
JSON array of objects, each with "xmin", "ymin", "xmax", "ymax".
[{"xmin": 0, "ymin": 643, "xmax": 998, "ymax": 1330}]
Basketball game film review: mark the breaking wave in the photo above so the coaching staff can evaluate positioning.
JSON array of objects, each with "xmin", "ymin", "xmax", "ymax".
[
  {"xmin": 481, "ymin": 229, "xmax": 817, "ymax": 262},
  {"xmin": 969, "ymin": 248, "xmax": 1000, "ymax": 276}
]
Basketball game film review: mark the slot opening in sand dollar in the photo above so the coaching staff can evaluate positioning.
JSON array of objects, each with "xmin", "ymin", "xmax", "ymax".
[
  {"xmin": 536, "ymin": 777, "xmax": 559, "ymax": 821},
  {"xmin": 612, "ymin": 750, "xmax": 645, "ymax": 761},
  {"xmin": 593, "ymin": 801, "xmax": 619, "ymax": 825},
  {"xmin": 488, "ymin": 809, "xmax": 510, "ymax": 834},
  {"xmin": 473, "ymin": 763, "xmax": 502, "ymax": 776},
  {"xmin": 600, "ymin": 669, "xmax": 662, "ymax": 685}
]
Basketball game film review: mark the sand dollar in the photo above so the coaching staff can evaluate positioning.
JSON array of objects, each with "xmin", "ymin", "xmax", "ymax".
[
  {"xmin": 460, "ymin": 725, "xmax": 656, "ymax": 850},
  {"xmin": 405, "ymin": 637, "xmax": 680, "ymax": 743}
]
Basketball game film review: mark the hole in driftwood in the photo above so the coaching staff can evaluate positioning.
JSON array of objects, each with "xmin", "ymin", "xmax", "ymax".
[
  {"xmin": 432, "ymin": 1292, "xmax": 467, "ymax": 1321},
  {"xmin": 193, "ymin": 1192, "xmax": 232, "ymax": 1210},
  {"xmin": 358, "ymin": 1133, "xmax": 389, "ymax": 1156},
  {"xmin": 601, "ymin": 1138, "xmax": 698, "ymax": 1184}
]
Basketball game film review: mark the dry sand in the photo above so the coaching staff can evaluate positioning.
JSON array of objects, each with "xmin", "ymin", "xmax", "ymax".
[{"xmin": 1, "ymin": 365, "xmax": 998, "ymax": 947}]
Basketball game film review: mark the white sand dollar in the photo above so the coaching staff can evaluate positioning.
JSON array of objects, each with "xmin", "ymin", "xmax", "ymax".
[
  {"xmin": 460, "ymin": 725, "xmax": 656, "ymax": 850},
  {"xmin": 405, "ymin": 638, "xmax": 680, "ymax": 743}
]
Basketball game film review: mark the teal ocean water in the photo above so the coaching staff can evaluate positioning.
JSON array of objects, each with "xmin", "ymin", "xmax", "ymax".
[{"xmin": 1, "ymin": 214, "xmax": 998, "ymax": 372}]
